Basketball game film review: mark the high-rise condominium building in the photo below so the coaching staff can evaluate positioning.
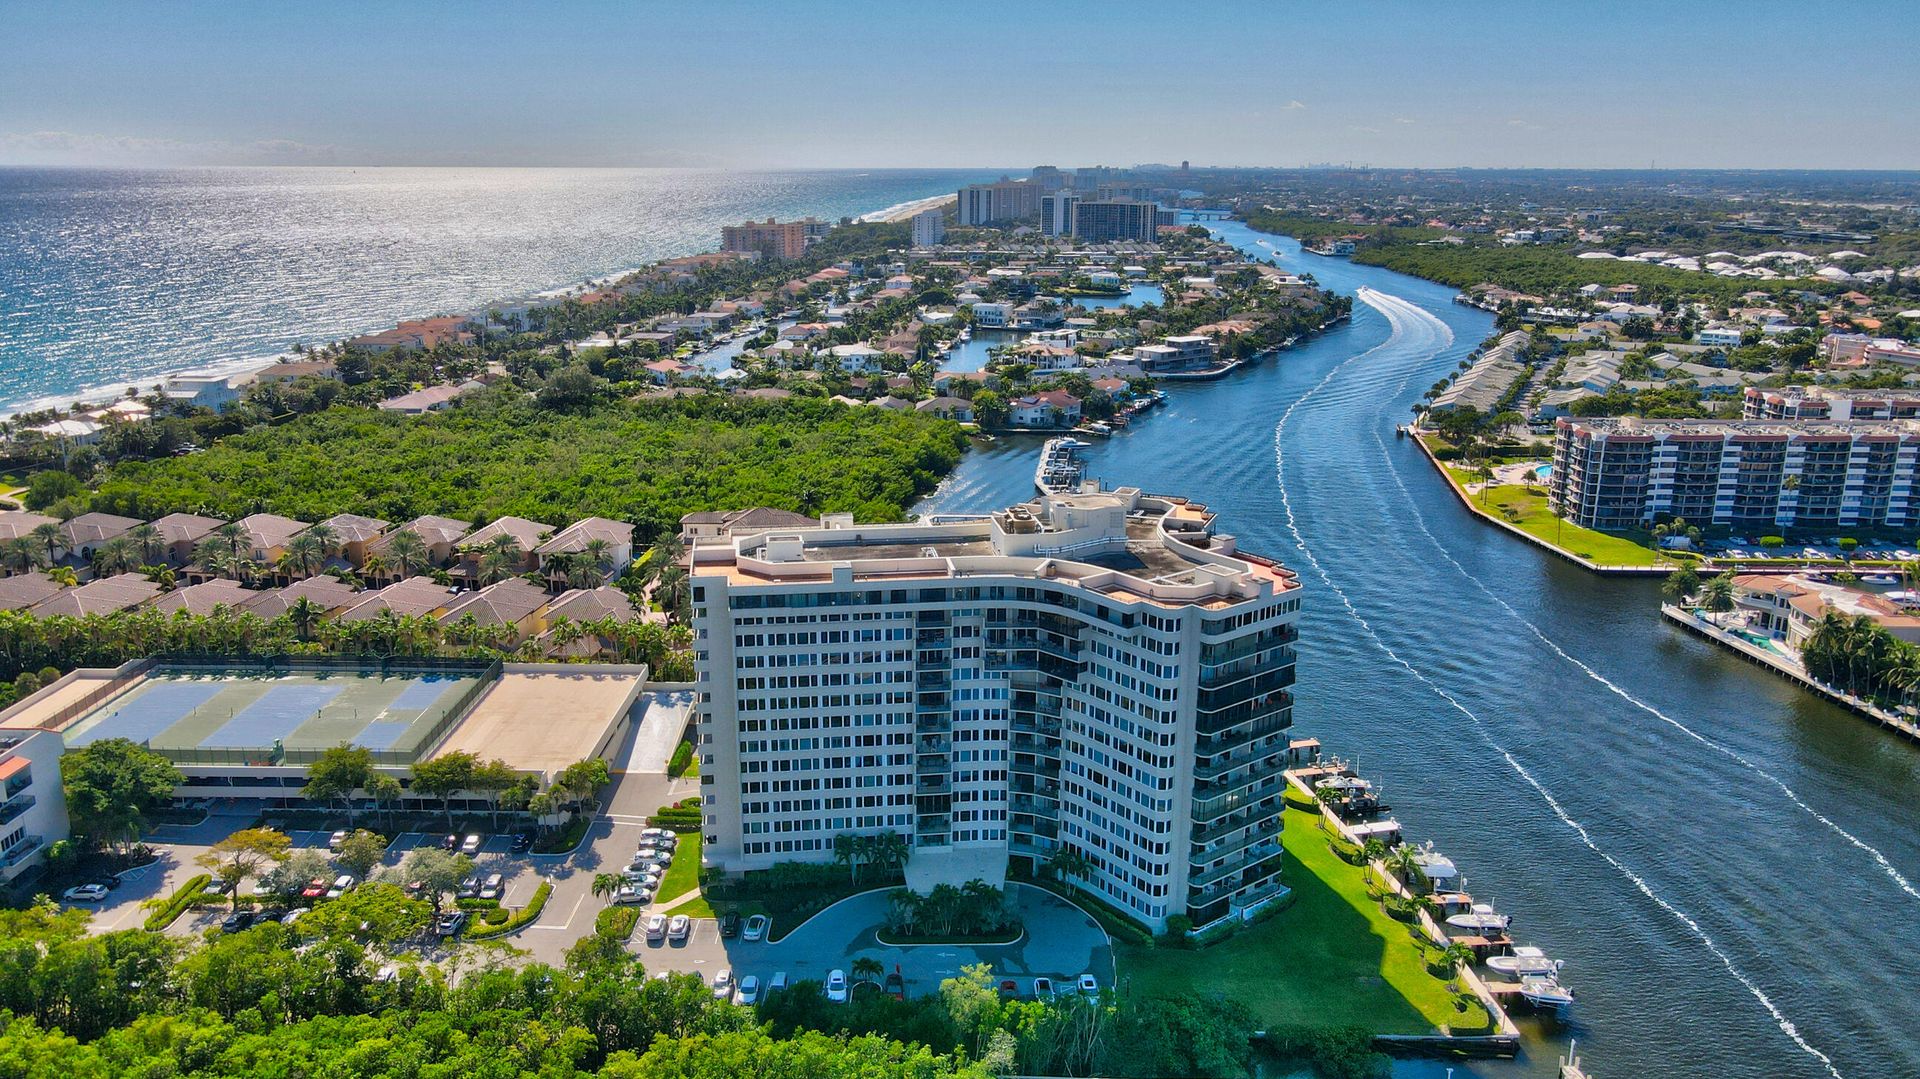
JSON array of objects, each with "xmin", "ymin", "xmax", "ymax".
[
  {"xmin": 721, "ymin": 218, "xmax": 824, "ymax": 260},
  {"xmin": 956, "ymin": 180, "xmax": 1042, "ymax": 226},
  {"xmin": 1072, "ymin": 199, "xmax": 1163, "ymax": 243},
  {"xmin": 689, "ymin": 487, "xmax": 1301, "ymax": 931},
  {"xmin": 911, "ymin": 208, "xmax": 946, "ymax": 248},
  {"xmin": 1041, "ymin": 192, "xmax": 1081, "ymax": 237}
]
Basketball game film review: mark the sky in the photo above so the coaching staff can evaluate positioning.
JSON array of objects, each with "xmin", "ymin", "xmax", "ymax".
[{"xmin": 2, "ymin": 0, "xmax": 1917, "ymax": 171}]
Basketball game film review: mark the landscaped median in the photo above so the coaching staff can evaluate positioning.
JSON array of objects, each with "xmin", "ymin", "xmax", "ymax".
[
  {"xmin": 1118, "ymin": 804, "xmax": 1489, "ymax": 1037},
  {"xmin": 142, "ymin": 874, "xmax": 212, "ymax": 931},
  {"xmin": 467, "ymin": 879, "xmax": 552, "ymax": 940}
]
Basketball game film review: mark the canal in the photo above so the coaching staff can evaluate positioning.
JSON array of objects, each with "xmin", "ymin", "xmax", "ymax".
[{"xmin": 917, "ymin": 222, "xmax": 1920, "ymax": 1079}]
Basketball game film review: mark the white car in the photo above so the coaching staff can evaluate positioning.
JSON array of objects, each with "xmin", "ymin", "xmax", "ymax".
[
  {"xmin": 768, "ymin": 971, "xmax": 788, "ymax": 994},
  {"xmin": 825, "ymin": 969, "xmax": 849, "ymax": 1003},
  {"xmin": 645, "ymin": 914, "xmax": 667, "ymax": 941},
  {"xmin": 742, "ymin": 913, "xmax": 769, "ymax": 942},
  {"xmin": 62, "ymin": 884, "xmax": 109, "ymax": 903},
  {"xmin": 328, "ymin": 829, "xmax": 347, "ymax": 851},
  {"xmin": 324, "ymin": 873, "xmax": 355, "ymax": 899},
  {"xmin": 711, "ymin": 969, "xmax": 734, "ymax": 999},
  {"xmin": 1077, "ymin": 974, "xmax": 1099, "ymax": 994},
  {"xmin": 1031, "ymin": 976, "xmax": 1054, "ymax": 999},
  {"xmin": 612, "ymin": 885, "xmax": 650, "ymax": 905},
  {"xmin": 735, "ymin": 975, "xmax": 760, "ymax": 1006},
  {"xmin": 460, "ymin": 834, "xmax": 483, "ymax": 855},
  {"xmin": 667, "ymin": 914, "xmax": 691, "ymax": 941}
]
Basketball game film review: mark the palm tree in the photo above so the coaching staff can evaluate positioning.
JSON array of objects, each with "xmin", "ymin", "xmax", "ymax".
[
  {"xmin": 1384, "ymin": 844, "xmax": 1422, "ymax": 888},
  {"xmin": 477, "ymin": 536, "xmax": 523, "ymax": 585},
  {"xmin": 91, "ymin": 535, "xmax": 139, "ymax": 577},
  {"xmin": 1699, "ymin": 572, "xmax": 1736, "ymax": 623},
  {"xmin": 592, "ymin": 872, "xmax": 624, "ymax": 903},
  {"xmin": 287, "ymin": 596, "xmax": 325, "ymax": 642},
  {"xmin": 29, "ymin": 522, "xmax": 62, "ymax": 567},
  {"xmin": 127, "ymin": 522, "xmax": 165, "ymax": 565},
  {"xmin": 851, "ymin": 956, "xmax": 885, "ymax": 986},
  {"xmin": 1045, "ymin": 844, "xmax": 1090, "ymax": 885},
  {"xmin": 387, "ymin": 528, "xmax": 430, "ymax": 578},
  {"xmin": 1661, "ymin": 563, "xmax": 1700, "ymax": 603},
  {"xmin": 1, "ymin": 536, "xmax": 47, "ymax": 574},
  {"xmin": 280, "ymin": 531, "xmax": 327, "ymax": 580},
  {"xmin": 654, "ymin": 564, "xmax": 690, "ymax": 622},
  {"xmin": 832, "ymin": 832, "xmax": 863, "ymax": 883}
]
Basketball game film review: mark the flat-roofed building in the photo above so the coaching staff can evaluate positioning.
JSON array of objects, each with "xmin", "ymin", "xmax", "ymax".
[
  {"xmin": 1551, "ymin": 416, "xmax": 1920, "ymax": 531},
  {"xmin": 1071, "ymin": 198, "xmax": 1161, "ymax": 243},
  {"xmin": 690, "ymin": 487, "xmax": 1301, "ymax": 932},
  {"xmin": 956, "ymin": 180, "xmax": 1041, "ymax": 226},
  {"xmin": 721, "ymin": 218, "xmax": 822, "ymax": 261},
  {"xmin": 0, "ymin": 731, "xmax": 70, "ymax": 882}
]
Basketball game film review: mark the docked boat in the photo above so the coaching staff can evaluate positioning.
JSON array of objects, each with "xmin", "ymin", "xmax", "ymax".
[
  {"xmin": 1430, "ymin": 891, "xmax": 1475, "ymax": 916},
  {"xmin": 1445, "ymin": 903, "xmax": 1512, "ymax": 935},
  {"xmin": 1034, "ymin": 437, "xmax": 1092, "ymax": 495},
  {"xmin": 1409, "ymin": 843, "xmax": 1459, "ymax": 891},
  {"xmin": 1519, "ymin": 974, "xmax": 1575, "ymax": 1017},
  {"xmin": 1487, "ymin": 945, "xmax": 1561, "ymax": 978}
]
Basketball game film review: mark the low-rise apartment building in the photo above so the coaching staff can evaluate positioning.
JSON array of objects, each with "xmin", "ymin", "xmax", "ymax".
[
  {"xmin": 689, "ymin": 488, "xmax": 1302, "ymax": 931},
  {"xmin": 0, "ymin": 730, "xmax": 70, "ymax": 882}
]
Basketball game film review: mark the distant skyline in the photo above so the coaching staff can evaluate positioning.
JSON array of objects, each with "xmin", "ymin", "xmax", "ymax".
[{"xmin": 4, "ymin": 1, "xmax": 1918, "ymax": 170}]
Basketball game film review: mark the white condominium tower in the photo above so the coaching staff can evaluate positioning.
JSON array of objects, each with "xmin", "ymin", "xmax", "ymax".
[{"xmin": 688, "ymin": 487, "xmax": 1301, "ymax": 932}]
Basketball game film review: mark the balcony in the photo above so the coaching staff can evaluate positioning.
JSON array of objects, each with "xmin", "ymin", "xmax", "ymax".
[
  {"xmin": 1188, "ymin": 841, "xmax": 1283, "ymax": 890},
  {"xmin": 1191, "ymin": 821, "xmax": 1280, "ymax": 864},
  {"xmin": 0, "ymin": 794, "xmax": 35, "ymax": 826},
  {"xmin": 0, "ymin": 835, "xmax": 45, "ymax": 868},
  {"xmin": 1011, "ymin": 757, "xmax": 1061, "ymax": 780},
  {"xmin": 1191, "ymin": 773, "xmax": 1290, "ymax": 823},
  {"xmin": 1194, "ymin": 742, "xmax": 1289, "ymax": 782}
]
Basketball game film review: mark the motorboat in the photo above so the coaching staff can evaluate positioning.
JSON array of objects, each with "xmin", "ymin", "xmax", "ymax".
[
  {"xmin": 1445, "ymin": 903, "xmax": 1512, "ymax": 935},
  {"xmin": 1486, "ymin": 945, "xmax": 1561, "ymax": 978},
  {"xmin": 1410, "ymin": 843, "xmax": 1459, "ymax": 889},
  {"xmin": 1519, "ymin": 975, "xmax": 1575, "ymax": 1016}
]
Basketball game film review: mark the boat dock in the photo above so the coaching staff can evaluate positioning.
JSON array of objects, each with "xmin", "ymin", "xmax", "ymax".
[
  {"xmin": 1284, "ymin": 762, "xmax": 1528, "ymax": 1057},
  {"xmin": 1034, "ymin": 436, "xmax": 1091, "ymax": 495}
]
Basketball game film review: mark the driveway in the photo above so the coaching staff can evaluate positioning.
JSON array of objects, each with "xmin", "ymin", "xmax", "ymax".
[{"xmin": 628, "ymin": 884, "xmax": 1113, "ymax": 998}]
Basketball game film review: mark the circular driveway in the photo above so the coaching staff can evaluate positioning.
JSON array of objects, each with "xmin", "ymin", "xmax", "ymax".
[{"xmin": 754, "ymin": 883, "xmax": 1114, "ymax": 998}]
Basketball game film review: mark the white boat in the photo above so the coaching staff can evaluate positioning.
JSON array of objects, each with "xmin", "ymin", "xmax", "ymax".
[
  {"xmin": 1430, "ymin": 891, "xmax": 1474, "ymax": 916},
  {"xmin": 1486, "ymin": 946, "xmax": 1560, "ymax": 978},
  {"xmin": 1519, "ymin": 975, "xmax": 1575, "ymax": 1016},
  {"xmin": 1445, "ymin": 903, "xmax": 1511, "ymax": 934}
]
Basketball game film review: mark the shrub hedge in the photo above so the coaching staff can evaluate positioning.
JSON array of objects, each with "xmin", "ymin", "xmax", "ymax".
[
  {"xmin": 468, "ymin": 881, "xmax": 551, "ymax": 939},
  {"xmin": 144, "ymin": 874, "xmax": 211, "ymax": 931}
]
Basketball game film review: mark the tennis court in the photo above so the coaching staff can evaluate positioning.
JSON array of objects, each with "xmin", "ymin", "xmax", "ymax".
[{"xmin": 61, "ymin": 666, "xmax": 483, "ymax": 761}]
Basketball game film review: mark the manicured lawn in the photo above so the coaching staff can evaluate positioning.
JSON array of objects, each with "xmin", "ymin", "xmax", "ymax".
[
  {"xmin": 1443, "ymin": 465, "xmax": 1667, "ymax": 567},
  {"xmin": 1119, "ymin": 806, "xmax": 1488, "ymax": 1036},
  {"xmin": 656, "ymin": 833, "xmax": 702, "ymax": 906}
]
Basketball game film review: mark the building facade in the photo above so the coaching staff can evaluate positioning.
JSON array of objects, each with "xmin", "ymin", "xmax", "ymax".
[
  {"xmin": 1041, "ymin": 192, "xmax": 1081, "ymax": 237},
  {"xmin": 956, "ymin": 180, "xmax": 1042, "ymax": 226},
  {"xmin": 1550, "ymin": 416, "xmax": 1920, "ymax": 531},
  {"xmin": 689, "ymin": 489, "xmax": 1302, "ymax": 931},
  {"xmin": 910, "ymin": 209, "xmax": 946, "ymax": 248},
  {"xmin": 721, "ymin": 218, "xmax": 821, "ymax": 261},
  {"xmin": 0, "ymin": 731, "xmax": 71, "ymax": 883},
  {"xmin": 1743, "ymin": 386, "xmax": 1920, "ymax": 422},
  {"xmin": 1071, "ymin": 199, "xmax": 1161, "ymax": 243}
]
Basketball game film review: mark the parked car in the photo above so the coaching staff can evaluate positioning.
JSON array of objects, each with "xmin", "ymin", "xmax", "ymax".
[
  {"xmin": 622, "ymin": 866, "xmax": 661, "ymax": 885},
  {"xmin": 711, "ymin": 969, "xmax": 734, "ymax": 1000},
  {"xmin": 436, "ymin": 911, "xmax": 470, "ymax": 938},
  {"xmin": 280, "ymin": 908, "xmax": 308, "ymax": 926},
  {"xmin": 62, "ymin": 884, "xmax": 109, "ymax": 903},
  {"xmin": 768, "ymin": 972, "xmax": 788, "ymax": 994},
  {"xmin": 612, "ymin": 884, "xmax": 650, "ymax": 905},
  {"xmin": 324, "ymin": 874, "xmax": 355, "ymax": 899},
  {"xmin": 645, "ymin": 914, "xmax": 667, "ymax": 941},
  {"xmin": 742, "ymin": 914, "xmax": 769, "ymax": 942},
  {"xmin": 206, "ymin": 877, "xmax": 237, "ymax": 896},
  {"xmin": 998, "ymin": 978, "xmax": 1019, "ymax": 998},
  {"xmin": 300, "ymin": 876, "xmax": 329, "ymax": 899},
  {"xmin": 220, "ymin": 909, "xmax": 255, "ymax": 934},
  {"xmin": 1077, "ymin": 974, "xmax": 1099, "ymax": 994},
  {"xmin": 1031, "ymin": 977, "xmax": 1054, "ymax": 1000},
  {"xmin": 639, "ymin": 828, "xmax": 677, "ymax": 844},
  {"xmin": 667, "ymin": 914, "xmax": 691, "ymax": 941},
  {"xmin": 456, "ymin": 874, "xmax": 481, "ymax": 900},
  {"xmin": 328, "ymin": 829, "xmax": 347, "ymax": 851},
  {"xmin": 509, "ymin": 832, "xmax": 533, "ymax": 854},
  {"xmin": 479, "ymin": 873, "xmax": 504, "ymax": 901},
  {"xmin": 735, "ymin": 974, "xmax": 760, "ymax": 1006},
  {"xmin": 440, "ymin": 834, "xmax": 460, "ymax": 851},
  {"xmin": 460, "ymin": 834, "xmax": 483, "ymax": 855},
  {"xmin": 884, "ymin": 971, "xmax": 904, "ymax": 1000},
  {"xmin": 250, "ymin": 879, "xmax": 279, "ymax": 899},
  {"xmin": 825, "ymin": 969, "xmax": 849, "ymax": 1003},
  {"xmin": 720, "ymin": 910, "xmax": 741, "ymax": 938}
]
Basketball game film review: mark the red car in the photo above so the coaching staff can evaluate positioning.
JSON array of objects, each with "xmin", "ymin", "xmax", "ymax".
[{"xmin": 300, "ymin": 876, "xmax": 328, "ymax": 899}]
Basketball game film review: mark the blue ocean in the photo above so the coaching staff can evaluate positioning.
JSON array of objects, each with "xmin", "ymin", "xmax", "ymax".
[{"xmin": 0, "ymin": 167, "xmax": 994, "ymax": 412}]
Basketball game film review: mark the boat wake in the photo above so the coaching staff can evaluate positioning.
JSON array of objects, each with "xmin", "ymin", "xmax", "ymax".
[
  {"xmin": 1353, "ymin": 288, "xmax": 1920, "ymax": 908},
  {"xmin": 1274, "ymin": 285, "xmax": 1847, "ymax": 1079}
]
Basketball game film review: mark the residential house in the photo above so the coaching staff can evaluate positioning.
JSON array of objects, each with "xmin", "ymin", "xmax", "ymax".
[
  {"xmin": 317, "ymin": 514, "xmax": 389, "ymax": 566},
  {"xmin": 29, "ymin": 573, "xmax": 161, "ymax": 617},
  {"xmin": 539, "ymin": 586, "xmax": 654, "ymax": 657},
  {"xmin": 679, "ymin": 507, "xmax": 817, "ymax": 544},
  {"xmin": 0, "ymin": 573, "xmax": 62, "ymax": 611},
  {"xmin": 148, "ymin": 513, "xmax": 225, "ymax": 566},
  {"xmin": 454, "ymin": 516, "xmax": 553, "ymax": 582},
  {"xmin": 828, "ymin": 343, "xmax": 886, "ymax": 373},
  {"xmin": 916, "ymin": 396, "xmax": 975, "ymax": 422},
  {"xmin": 345, "ymin": 316, "xmax": 474, "ymax": 353},
  {"xmin": 336, "ymin": 576, "xmax": 453, "ymax": 622},
  {"xmin": 371, "ymin": 514, "xmax": 472, "ymax": 573},
  {"xmin": 242, "ymin": 575, "xmax": 361, "ymax": 619},
  {"xmin": 149, "ymin": 578, "xmax": 258, "ymax": 615},
  {"xmin": 535, "ymin": 517, "xmax": 635, "ymax": 588},
  {"xmin": 59, "ymin": 512, "xmax": 142, "ymax": 563},
  {"xmin": 1009, "ymin": 390, "xmax": 1083, "ymax": 428},
  {"xmin": 377, "ymin": 380, "xmax": 485, "ymax": 415},
  {"xmin": 0, "ymin": 511, "xmax": 58, "ymax": 546},
  {"xmin": 436, "ymin": 578, "xmax": 553, "ymax": 644}
]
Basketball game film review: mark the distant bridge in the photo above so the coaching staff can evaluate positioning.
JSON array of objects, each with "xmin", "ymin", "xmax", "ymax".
[{"xmin": 1186, "ymin": 208, "xmax": 1234, "ymax": 220}]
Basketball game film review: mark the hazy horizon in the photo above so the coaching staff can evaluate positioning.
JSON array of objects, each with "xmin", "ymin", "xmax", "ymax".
[{"xmin": 5, "ymin": 1, "xmax": 1918, "ymax": 171}]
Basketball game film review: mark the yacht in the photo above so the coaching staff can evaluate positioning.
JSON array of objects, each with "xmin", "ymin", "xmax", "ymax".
[
  {"xmin": 1445, "ymin": 903, "xmax": 1512, "ymax": 935},
  {"xmin": 1486, "ymin": 945, "xmax": 1560, "ymax": 978},
  {"xmin": 1519, "ymin": 975, "xmax": 1575, "ymax": 1017}
]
